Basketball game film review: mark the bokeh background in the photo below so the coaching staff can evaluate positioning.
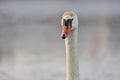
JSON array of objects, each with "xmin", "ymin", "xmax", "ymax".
[{"xmin": 0, "ymin": 0, "xmax": 120, "ymax": 80}]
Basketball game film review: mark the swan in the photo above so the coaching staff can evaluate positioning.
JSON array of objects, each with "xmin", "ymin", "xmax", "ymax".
[{"xmin": 61, "ymin": 11, "xmax": 79, "ymax": 80}]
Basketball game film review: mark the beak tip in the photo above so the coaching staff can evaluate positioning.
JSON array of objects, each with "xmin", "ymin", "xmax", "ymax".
[{"xmin": 61, "ymin": 34, "xmax": 66, "ymax": 39}]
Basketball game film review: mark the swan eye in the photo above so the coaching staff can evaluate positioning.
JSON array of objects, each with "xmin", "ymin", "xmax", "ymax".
[{"xmin": 71, "ymin": 18, "xmax": 73, "ymax": 21}]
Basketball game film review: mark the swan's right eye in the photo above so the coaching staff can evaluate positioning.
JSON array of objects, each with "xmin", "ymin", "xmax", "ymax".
[{"xmin": 63, "ymin": 19, "xmax": 66, "ymax": 25}]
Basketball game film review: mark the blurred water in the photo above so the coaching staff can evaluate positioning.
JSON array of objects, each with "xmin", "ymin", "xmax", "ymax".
[{"xmin": 0, "ymin": 1, "xmax": 120, "ymax": 80}]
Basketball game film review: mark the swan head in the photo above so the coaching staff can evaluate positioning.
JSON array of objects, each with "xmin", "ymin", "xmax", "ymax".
[{"xmin": 61, "ymin": 11, "xmax": 78, "ymax": 39}]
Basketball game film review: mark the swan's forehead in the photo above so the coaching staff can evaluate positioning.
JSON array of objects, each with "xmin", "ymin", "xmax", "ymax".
[
  {"xmin": 63, "ymin": 12, "xmax": 74, "ymax": 17},
  {"xmin": 63, "ymin": 12, "xmax": 74, "ymax": 19},
  {"xmin": 63, "ymin": 15, "xmax": 73, "ymax": 19}
]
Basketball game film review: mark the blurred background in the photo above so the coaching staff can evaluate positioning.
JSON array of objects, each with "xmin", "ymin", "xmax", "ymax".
[{"xmin": 0, "ymin": 0, "xmax": 120, "ymax": 80}]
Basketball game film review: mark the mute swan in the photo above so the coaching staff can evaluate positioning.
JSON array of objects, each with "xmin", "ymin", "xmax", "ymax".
[{"xmin": 61, "ymin": 11, "xmax": 79, "ymax": 80}]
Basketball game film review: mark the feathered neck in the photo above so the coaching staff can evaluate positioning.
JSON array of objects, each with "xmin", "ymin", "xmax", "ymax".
[{"xmin": 65, "ymin": 28, "xmax": 79, "ymax": 80}]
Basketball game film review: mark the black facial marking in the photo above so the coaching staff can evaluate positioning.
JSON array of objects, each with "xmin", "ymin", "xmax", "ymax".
[{"xmin": 63, "ymin": 19, "xmax": 73, "ymax": 28}]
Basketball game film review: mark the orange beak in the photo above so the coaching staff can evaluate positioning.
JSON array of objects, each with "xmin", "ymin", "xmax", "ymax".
[{"xmin": 61, "ymin": 23, "xmax": 71, "ymax": 39}]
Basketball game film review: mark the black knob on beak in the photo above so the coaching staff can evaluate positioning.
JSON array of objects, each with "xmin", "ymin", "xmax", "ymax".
[{"xmin": 63, "ymin": 19, "xmax": 73, "ymax": 28}]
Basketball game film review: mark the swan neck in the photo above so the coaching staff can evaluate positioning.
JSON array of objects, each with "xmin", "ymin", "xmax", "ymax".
[{"xmin": 65, "ymin": 28, "xmax": 79, "ymax": 80}]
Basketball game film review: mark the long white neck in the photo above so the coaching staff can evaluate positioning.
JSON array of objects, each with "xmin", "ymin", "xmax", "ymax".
[{"xmin": 65, "ymin": 28, "xmax": 79, "ymax": 80}]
